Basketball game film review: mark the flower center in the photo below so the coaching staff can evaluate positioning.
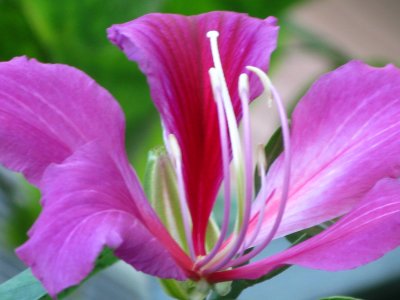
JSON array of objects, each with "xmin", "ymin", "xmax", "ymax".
[{"xmin": 165, "ymin": 30, "xmax": 292, "ymax": 276}]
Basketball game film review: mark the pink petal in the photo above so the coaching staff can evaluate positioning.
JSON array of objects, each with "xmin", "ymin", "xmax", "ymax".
[
  {"xmin": 0, "ymin": 57, "xmax": 192, "ymax": 293},
  {"xmin": 17, "ymin": 142, "xmax": 186, "ymax": 297},
  {"xmin": 248, "ymin": 61, "xmax": 400, "ymax": 245},
  {"xmin": 0, "ymin": 57, "xmax": 125, "ymax": 186},
  {"xmin": 108, "ymin": 12, "xmax": 278, "ymax": 254},
  {"xmin": 210, "ymin": 178, "xmax": 400, "ymax": 281}
]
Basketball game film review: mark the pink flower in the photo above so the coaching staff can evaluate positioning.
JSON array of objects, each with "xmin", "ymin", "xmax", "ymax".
[{"xmin": 1, "ymin": 11, "xmax": 400, "ymax": 297}]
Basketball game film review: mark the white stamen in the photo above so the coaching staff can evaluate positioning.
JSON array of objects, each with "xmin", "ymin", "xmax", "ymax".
[
  {"xmin": 253, "ymin": 69, "xmax": 273, "ymax": 108},
  {"xmin": 167, "ymin": 134, "xmax": 196, "ymax": 259},
  {"xmin": 206, "ymin": 30, "xmax": 228, "ymax": 98},
  {"xmin": 239, "ymin": 73, "xmax": 250, "ymax": 100},
  {"xmin": 202, "ymin": 31, "xmax": 252, "ymax": 273},
  {"xmin": 196, "ymin": 67, "xmax": 232, "ymax": 269},
  {"xmin": 242, "ymin": 145, "xmax": 269, "ymax": 250},
  {"xmin": 227, "ymin": 67, "xmax": 291, "ymax": 268},
  {"xmin": 208, "ymin": 68, "xmax": 222, "ymax": 102},
  {"xmin": 207, "ymin": 31, "xmax": 242, "ymax": 170},
  {"xmin": 168, "ymin": 134, "xmax": 182, "ymax": 162}
]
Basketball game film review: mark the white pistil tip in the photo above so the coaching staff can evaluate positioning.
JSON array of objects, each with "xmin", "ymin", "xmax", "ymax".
[
  {"xmin": 207, "ymin": 30, "xmax": 219, "ymax": 39},
  {"xmin": 168, "ymin": 134, "xmax": 181, "ymax": 160},
  {"xmin": 239, "ymin": 73, "xmax": 249, "ymax": 99}
]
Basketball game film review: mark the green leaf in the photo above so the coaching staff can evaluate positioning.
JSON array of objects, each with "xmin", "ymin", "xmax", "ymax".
[
  {"xmin": 0, "ymin": 248, "xmax": 118, "ymax": 300},
  {"xmin": 285, "ymin": 219, "xmax": 338, "ymax": 245},
  {"xmin": 143, "ymin": 147, "xmax": 189, "ymax": 252},
  {"xmin": 0, "ymin": 269, "xmax": 46, "ymax": 300},
  {"xmin": 264, "ymin": 127, "xmax": 284, "ymax": 169},
  {"xmin": 320, "ymin": 297, "xmax": 363, "ymax": 300},
  {"xmin": 161, "ymin": 0, "xmax": 306, "ymax": 18},
  {"xmin": 254, "ymin": 127, "xmax": 283, "ymax": 193}
]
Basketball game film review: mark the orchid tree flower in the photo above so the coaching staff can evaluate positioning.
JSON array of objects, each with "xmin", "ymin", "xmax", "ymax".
[{"xmin": 1, "ymin": 11, "xmax": 400, "ymax": 299}]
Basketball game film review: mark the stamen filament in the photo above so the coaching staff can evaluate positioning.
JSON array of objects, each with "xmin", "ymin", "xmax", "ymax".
[
  {"xmin": 167, "ymin": 134, "xmax": 196, "ymax": 259},
  {"xmin": 196, "ymin": 68, "xmax": 232, "ymax": 268},
  {"xmin": 202, "ymin": 77, "xmax": 253, "ymax": 274},
  {"xmin": 227, "ymin": 67, "xmax": 291, "ymax": 268},
  {"xmin": 202, "ymin": 31, "xmax": 253, "ymax": 274},
  {"xmin": 241, "ymin": 146, "xmax": 271, "ymax": 250},
  {"xmin": 206, "ymin": 31, "xmax": 242, "ymax": 171}
]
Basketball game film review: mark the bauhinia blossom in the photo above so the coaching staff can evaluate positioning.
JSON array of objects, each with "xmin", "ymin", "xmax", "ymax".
[{"xmin": 0, "ymin": 11, "xmax": 400, "ymax": 298}]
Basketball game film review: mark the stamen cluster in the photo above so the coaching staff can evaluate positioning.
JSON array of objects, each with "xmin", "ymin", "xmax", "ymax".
[{"xmin": 164, "ymin": 30, "xmax": 291, "ymax": 276}]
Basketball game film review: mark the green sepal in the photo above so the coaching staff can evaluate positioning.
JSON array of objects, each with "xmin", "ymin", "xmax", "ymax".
[
  {"xmin": 212, "ymin": 281, "xmax": 232, "ymax": 297},
  {"xmin": 159, "ymin": 279, "xmax": 213, "ymax": 300},
  {"xmin": 143, "ymin": 146, "xmax": 188, "ymax": 252},
  {"xmin": 159, "ymin": 279, "xmax": 192, "ymax": 300},
  {"xmin": 189, "ymin": 279, "xmax": 211, "ymax": 300}
]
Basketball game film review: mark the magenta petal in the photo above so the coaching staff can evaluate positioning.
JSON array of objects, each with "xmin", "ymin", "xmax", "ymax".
[
  {"xmin": 249, "ymin": 61, "xmax": 400, "ymax": 245},
  {"xmin": 210, "ymin": 178, "xmax": 400, "ymax": 281},
  {"xmin": 0, "ymin": 57, "xmax": 125, "ymax": 186},
  {"xmin": 0, "ymin": 57, "xmax": 189, "ymax": 293},
  {"xmin": 17, "ymin": 142, "xmax": 186, "ymax": 296},
  {"xmin": 108, "ymin": 12, "xmax": 278, "ymax": 253}
]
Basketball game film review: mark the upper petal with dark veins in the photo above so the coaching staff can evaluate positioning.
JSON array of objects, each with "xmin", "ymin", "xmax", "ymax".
[{"xmin": 108, "ymin": 12, "xmax": 279, "ymax": 253}]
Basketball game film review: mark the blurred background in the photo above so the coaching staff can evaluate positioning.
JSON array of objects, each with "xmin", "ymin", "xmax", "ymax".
[{"xmin": 0, "ymin": 0, "xmax": 399, "ymax": 299}]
